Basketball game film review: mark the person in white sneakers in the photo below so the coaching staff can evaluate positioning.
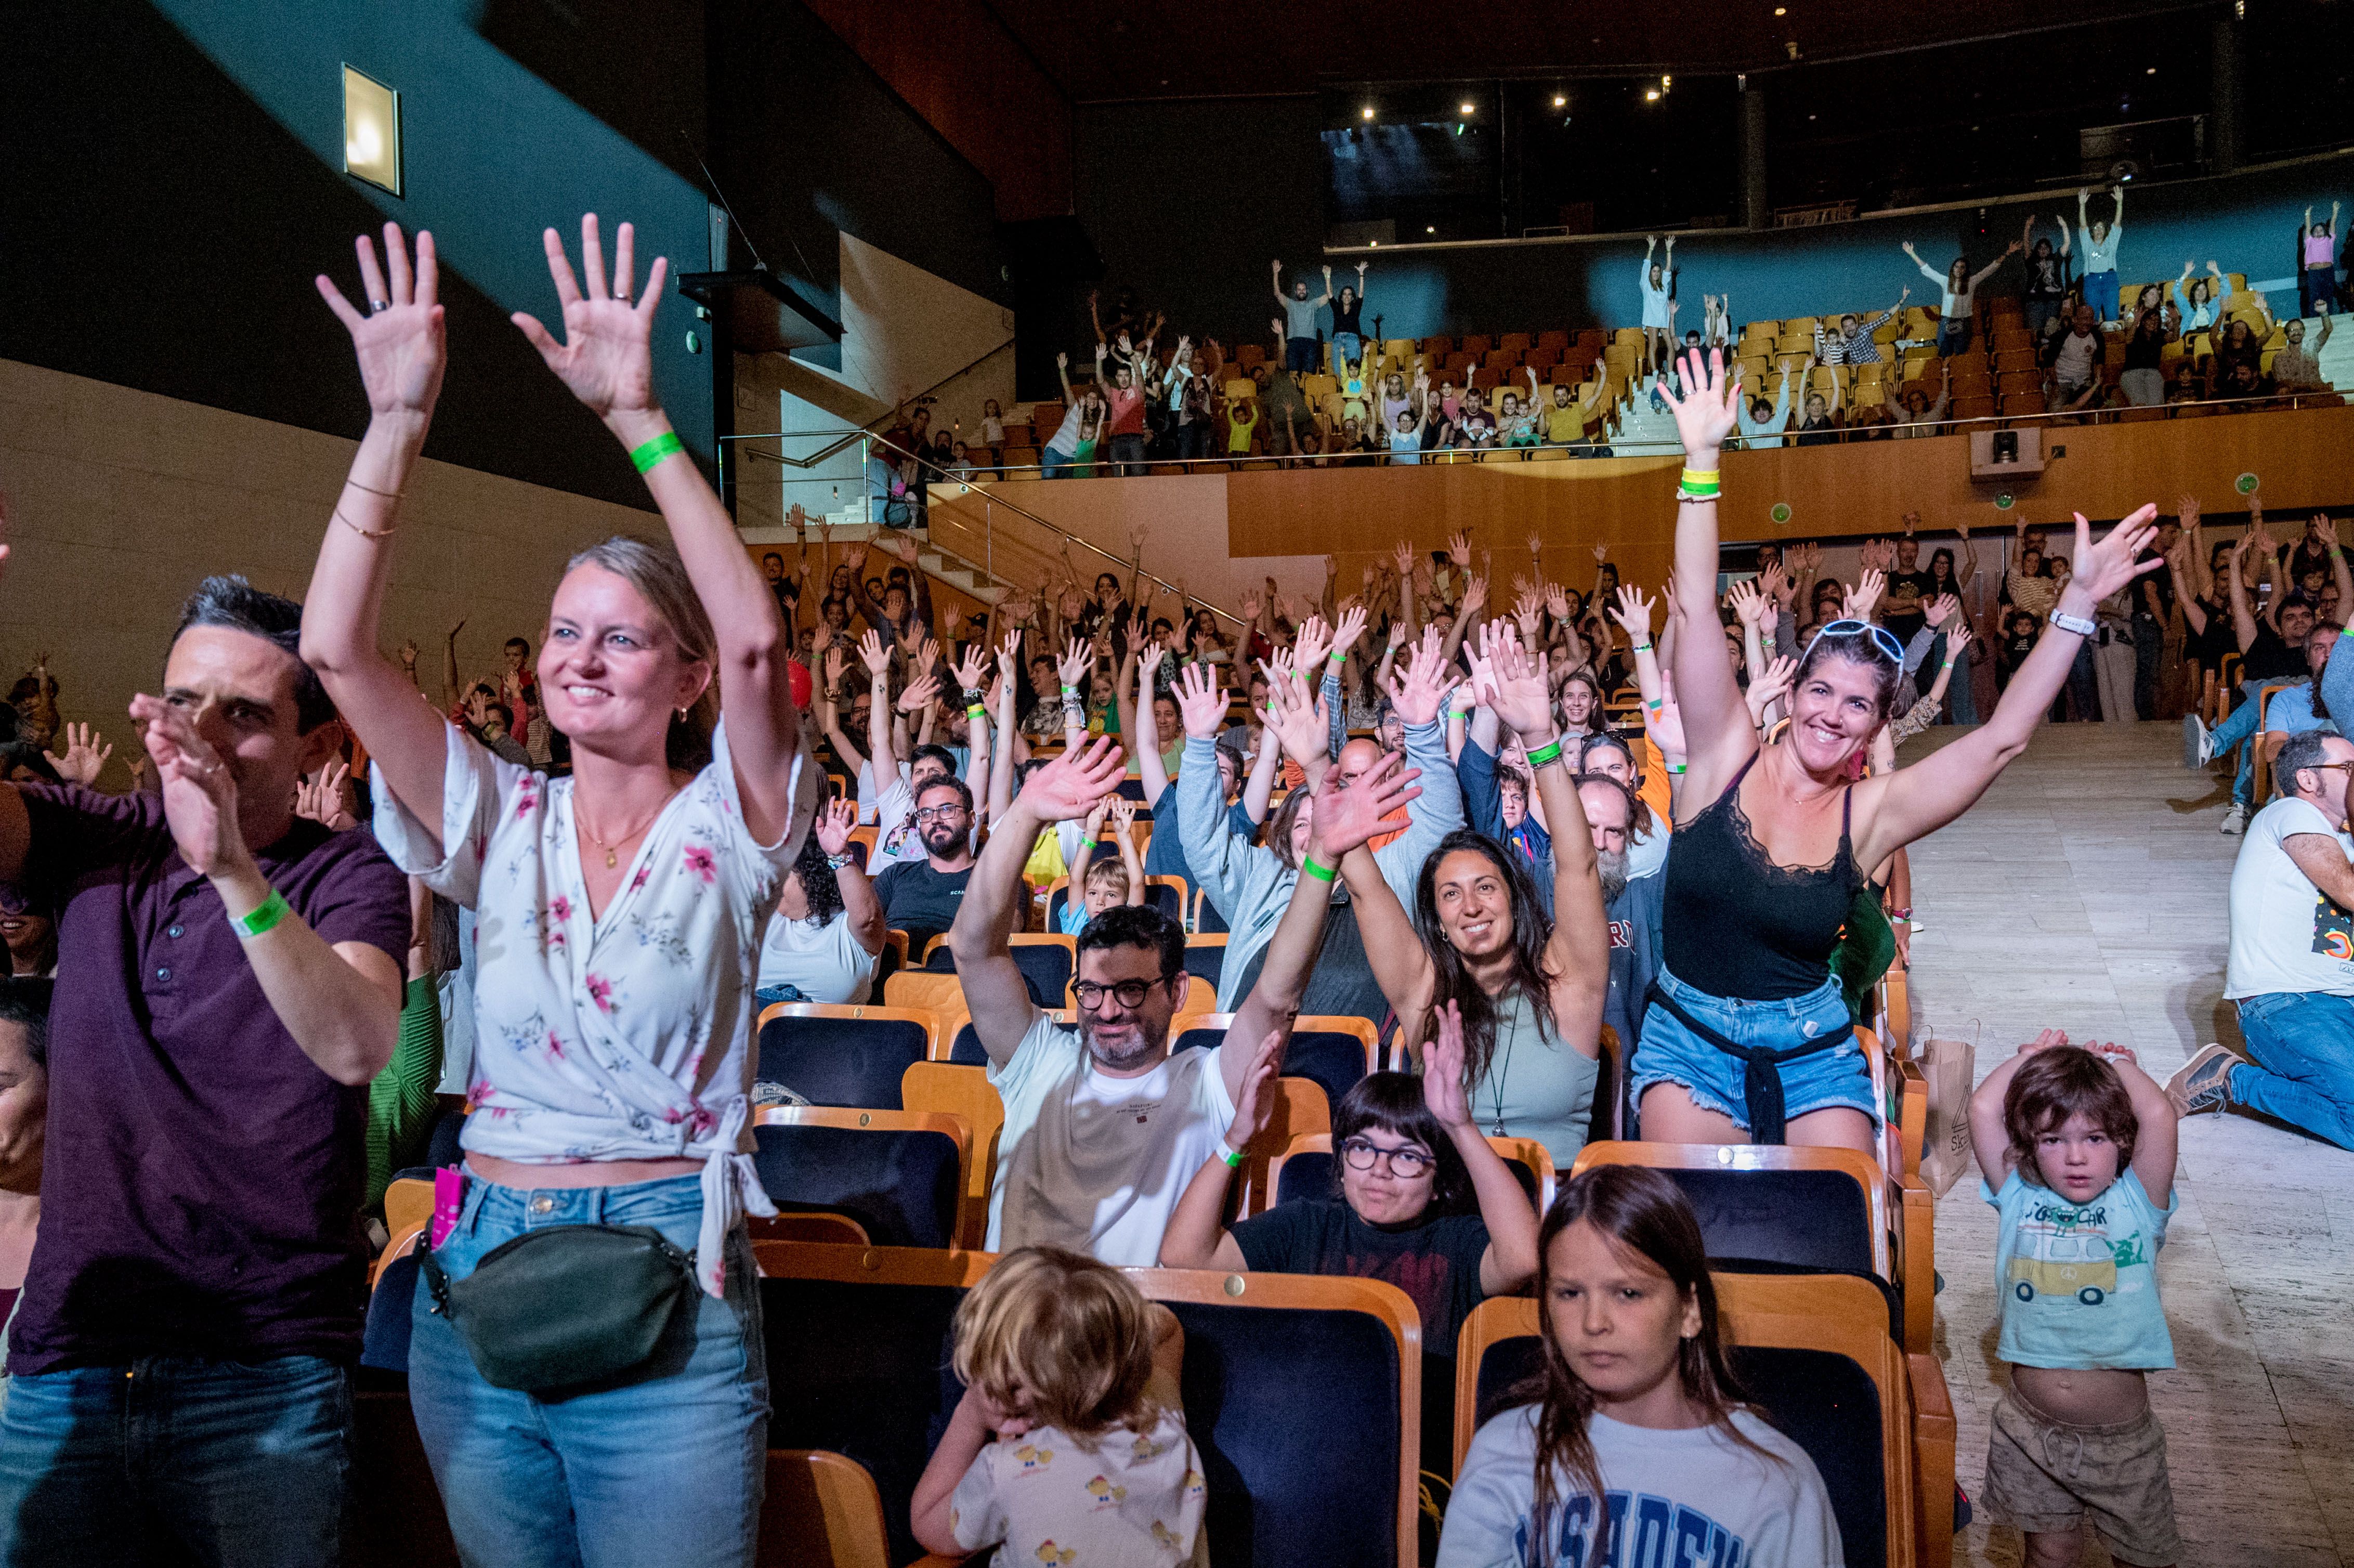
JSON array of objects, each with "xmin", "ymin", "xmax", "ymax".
[{"xmin": 2169, "ymin": 728, "xmax": 2354, "ymax": 1147}]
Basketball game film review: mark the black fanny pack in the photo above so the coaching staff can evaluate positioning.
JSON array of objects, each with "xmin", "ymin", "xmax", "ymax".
[
  {"xmin": 1646, "ymin": 982, "xmax": 1852, "ymax": 1145},
  {"xmin": 420, "ymin": 1224, "xmax": 697, "ymax": 1395}
]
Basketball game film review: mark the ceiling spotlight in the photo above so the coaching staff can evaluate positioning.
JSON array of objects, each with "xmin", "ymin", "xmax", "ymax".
[
  {"xmin": 1552, "ymin": 93, "xmax": 1566, "ymax": 107},
  {"xmin": 1774, "ymin": 5, "xmax": 1786, "ymax": 12},
  {"xmin": 1645, "ymin": 89, "xmax": 1660, "ymax": 101},
  {"xmin": 1662, "ymin": 75, "xmax": 1672, "ymax": 92},
  {"xmin": 2145, "ymin": 66, "xmax": 2157, "ymax": 74},
  {"xmin": 1362, "ymin": 106, "xmax": 1375, "ymax": 119},
  {"xmin": 1369, "ymin": 240, "xmax": 1378, "ymax": 247},
  {"xmin": 1460, "ymin": 102, "xmax": 1476, "ymax": 115},
  {"xmin": 1426, "ymin": 225, "xmax": 1436, "ymax": 233}
]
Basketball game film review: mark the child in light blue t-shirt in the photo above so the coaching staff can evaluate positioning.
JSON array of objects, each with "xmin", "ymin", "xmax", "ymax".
[
  {"xmin": 1967, "ymin": 1033, "xmax": 2184, "ymax": 1568},
  {"xmin": 1058, "ymin": 796, "xmax": 1146, "ymax": 935}
]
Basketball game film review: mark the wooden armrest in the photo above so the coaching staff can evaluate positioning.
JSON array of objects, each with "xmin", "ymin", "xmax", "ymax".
[
  {"xmin": 1908, "ymin": 1352, "xmax": 1958, "ymax": 1562},
  {"xmin": 1898, "ymin": 1175, "xmax": 1937, "ymax": 1357}
]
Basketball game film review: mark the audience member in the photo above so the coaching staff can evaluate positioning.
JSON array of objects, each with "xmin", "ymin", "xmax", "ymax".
[
  {"xmin": 1968, "ymin": 1036, "xmax": 2183, "ymax": 1568},
  {"xmin": 1639, "ymin": 234, "xmax": 1677, "ymax": 383},
  {"xmin": 1273, "ymin": 259, "xmax": 1331, "ymax": 374},
  {"xmin": 0, "ymin": 979, "xmax": 48, "ymax": 1402},
  {"xmin": 1439, "ymin": 1165, "xmax": 1842, "ymax": 1567},
  {"xmin": 2079, "ymin": 185, "xmax": 2127, "ymax": 326},
  {"xmin": 303, "ymin": 217, "xmax": 813, "ymax": 1565},
  {"xmin": 1811, "ymin": 286, "xmax": 1905, "ymax": 364},
  {"xmin": 2169, "ymin": 726, "xmax": 2354, "ymax": 1147},
  {"xmin": 2300, "ymin": 201, "xmax": 2343, "ymax": 319},
  {"xmin": 875, "ymin": 775, "xmax": 978, "ymax": 953},
  {"xmin": 758, "ymin": 796, "xmax": 885, "ymax": 1004},
  {"xmin": 1905, "ymin": 236, "xmax": 2021, "ymax": 355},
  {"xmin": 2021, "ymin": 213, "xmax": 2074, "ymax": 336}
]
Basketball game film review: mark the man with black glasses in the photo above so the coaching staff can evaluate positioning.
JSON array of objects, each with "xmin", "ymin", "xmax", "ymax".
[
  {"xmin": 872, "ymin": 775, "xmax": 978, "ymax": 953},
  {"xmin": 948, "ymin": 737, "xmax": 1418, "ymax": 1263}
]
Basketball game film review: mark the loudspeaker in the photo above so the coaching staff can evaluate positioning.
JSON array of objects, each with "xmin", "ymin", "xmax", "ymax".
[{"xmin": 1969, "ymin": 426, "xmax": 2044, "ymax": 478}]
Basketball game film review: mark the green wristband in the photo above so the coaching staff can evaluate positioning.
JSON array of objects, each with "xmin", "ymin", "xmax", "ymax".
[
  {"xmin": 232, "ymin": 887, "xmax": 292, "ymax": 939},
  {"xmin": 1525, "ymin": 739, "xmax": 1564, "ymax": 768},
  {"xmin": 1218, "ymin": 1143, "xmax": 1246, "ymax": 1169},
  {"xmin": 629, "ymin": 430, "xmax": 684, "ymax": 474},
  {"xmin": 1300, "ymin": 855, "xmax": 1338, "ymax": 883}
]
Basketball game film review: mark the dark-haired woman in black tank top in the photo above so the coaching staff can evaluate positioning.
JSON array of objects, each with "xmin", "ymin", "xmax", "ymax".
[{"xmin": 1646, "ymin": 349, "xmax": 2165, "ymax": 1153}]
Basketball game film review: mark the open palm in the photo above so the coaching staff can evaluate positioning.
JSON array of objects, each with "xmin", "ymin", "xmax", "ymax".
[
  {"xmin": 512, "ymin": 215, "xmax": 665, "ymax": 421},
  {"xmin": 316, "ymin": 224, "xmax": 447, "ymax": 419}
]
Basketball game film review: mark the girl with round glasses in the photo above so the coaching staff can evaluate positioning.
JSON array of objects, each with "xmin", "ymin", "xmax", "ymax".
[
  {"xmin": 1159, "ymin": 1001, "xmax": 1539, "ymax": 1486},
  {"xmin": 1649, "ymin": 348, "xmax": 2162, "ymax": 1154}
]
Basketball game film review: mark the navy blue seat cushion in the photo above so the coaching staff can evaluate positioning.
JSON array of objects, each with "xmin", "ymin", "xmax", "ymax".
[
  {"xmin": 1471, "ymin": 1338, "xmax": 1886, "ymax": 1568},
  {"xmin": 764, "ymin": 1278, "xmax": 967, "ymax": 1567},
  {"xmin": 1182, "ymin": 942, "xmax": 1226, "ymax": 988},
  {"xmin": 949, "ymin": 1020, "xmax": 991, "ymax": 1067},
  {"xmin": 1174, "ymin": 1022, "xmax": 1364, "ymax": 1112},
  {"xmin": 1169, "ymin": 1299, "xmax": 1405, "ymax": 1566},
  {"xmin": 1196, "ymin": 895, "xmax": 1230, "ymax": 934},
  {"xmin": 923, "ymin": 943, "xmax": 1058, "ymax": 1007},
  {"xmin": 751, "ymin": 1123, "xmax": 960, "ymax": 1249},
  {"xmin": 359, "ymin": 1251, "xmax": 420, "ymax": 1381},
  {"xmin": 756, "ymin": 1014, "xmax": 928, "ymax": 1109},
  {"xmin": 1653, "ymin": 1167, "xmax": 1876, "ymax": 1278},
  {"xmin": 424, "ymin": 1105, "xmax": 465, "ymax": 1171}
]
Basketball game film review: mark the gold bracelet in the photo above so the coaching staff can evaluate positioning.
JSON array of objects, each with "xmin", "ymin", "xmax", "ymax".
[
  {"xmin": 334, "ymin": 506, "xmax": 400, "ymax": 541},
  {"xmin": 345, "ymin": 478, "xmax": 403, "ymax": 501}
]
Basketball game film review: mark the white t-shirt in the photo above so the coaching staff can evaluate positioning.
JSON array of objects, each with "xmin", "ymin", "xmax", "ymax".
[
  {"xmin": 2052, "ymin": 329, "xmax": 2102, "ymax": 387},
  {"xmin": 1627, "ymin": 822, "xmax": 1670, "ymax": 882},
  {"xmin": 986, "ymin": 1016, "xmax": 1237, "ymax": 1263},
  {"xmin": 2226, "ymin": 795, "xmax": 2354, "ymax": 1000},
  {"xmin": 1439, "ymin": 1404, "xmax": 1842, "ymax": 1568},
  {"xmin": 756, "ymin": 909, "xmax": 878, "ymax": 1004},
  {"xmin": 949, "ymin": 1407, "xmax": 1209, "ymax": 1567}
]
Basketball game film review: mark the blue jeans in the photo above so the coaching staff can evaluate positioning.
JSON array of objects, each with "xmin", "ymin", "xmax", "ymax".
[
  {"xmin": 2085, "ymin": 270, "xmax": 2119, "ymax": 322},
  {"xmin": 1043, "ymin": 450, "xmax": 1076, "ymax": 478},
  {"xmin": 0, "ymin": 1353, "xmax": 350, "ymax": 1566},
  {"xmin": 2211, "ymin": 683, "xmax": 2269, "ymax": 804},
  {"xmin": 1937, "ymin": 319, "xmax": 1972, "ymax": 356},
  {"xmin": 1285, "ymin": 337, "xmax": 1320, "ymax": 374},
  {"xmin": 1632, "ymin": 966, "xmax": 1878, "ymax": 1134},
  {"xmin": 410, "ymin": 1173, "xmax": 767, "ymax": 1568},
  {"xmin": 2232, "ymin": 992, "xmax": 2354, "ymax": 1150},
  {"xmin": 2024, "ymin": 298, "xmax": 2063, "ymax": 337}
]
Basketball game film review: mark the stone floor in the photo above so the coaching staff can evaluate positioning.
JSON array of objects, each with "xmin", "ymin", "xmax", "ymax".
[{"xmin": 1903, "ymin": 720, "xmax": 2354, "ymax": 1567}]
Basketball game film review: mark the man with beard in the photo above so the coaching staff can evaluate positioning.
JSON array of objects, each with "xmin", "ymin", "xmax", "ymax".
[
  {"xmin": 1576, "ymin": 774, "xmax": 1663, "ymax": 1074},
  {"xmin": 950, "ymin": 736, "xmax": 1419, "ymax": 1263},
  {"xmin": 872, "ymin": 775, "xmax": 978, "ymax": 952}
]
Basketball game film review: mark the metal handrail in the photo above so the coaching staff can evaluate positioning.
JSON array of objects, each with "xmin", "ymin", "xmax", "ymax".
[
  {"xmin": 727, "ymin": 336, "xmax": 1016, "ymax": 471},
  {"xmin": 732, "ymin": 425, "xmax": 1251, "ymax": 630}
]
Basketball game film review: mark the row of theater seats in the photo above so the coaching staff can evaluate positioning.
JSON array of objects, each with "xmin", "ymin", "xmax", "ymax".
[{"xmin": 350, "ymin": 958, "xmax": 1935, "ymax": 1566}]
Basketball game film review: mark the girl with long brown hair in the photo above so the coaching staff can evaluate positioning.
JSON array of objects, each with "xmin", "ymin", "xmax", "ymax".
[{"xmin": 1438, "ymin": 1165, "xmax": 1840, "ymax": 1567}]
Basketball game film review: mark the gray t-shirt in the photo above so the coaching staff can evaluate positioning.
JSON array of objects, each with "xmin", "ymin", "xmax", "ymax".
[{"xmin": 1281, "ymin": 294, "xmax": 1324, "ymax": 340}]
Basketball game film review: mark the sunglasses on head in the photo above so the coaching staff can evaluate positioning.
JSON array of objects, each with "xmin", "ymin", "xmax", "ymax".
[{"xmin": 1806, "ymin": 618, "xmax": 1906, "ymax": 663}]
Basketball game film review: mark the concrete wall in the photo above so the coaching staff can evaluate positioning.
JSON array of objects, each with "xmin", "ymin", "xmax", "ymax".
[{"xmin": 0, "ymin": 358, "xmax": 652, "ymax": 789}]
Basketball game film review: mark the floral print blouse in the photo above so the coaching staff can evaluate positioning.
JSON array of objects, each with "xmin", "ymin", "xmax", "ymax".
[{"xmin": 373, "ymin": 718, "xmax": 811, "ymax": 1296}]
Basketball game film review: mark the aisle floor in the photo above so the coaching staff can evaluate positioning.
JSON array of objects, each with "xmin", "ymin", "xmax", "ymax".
[{"xmin": 1904, "ymin": 721, "xmax": 2354, "ymax": 1567}]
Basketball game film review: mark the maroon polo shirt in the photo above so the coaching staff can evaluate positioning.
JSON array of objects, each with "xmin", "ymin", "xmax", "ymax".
[{"xmin": 6, "ymin": 785, "xmax": 410, "ymax": 1374}]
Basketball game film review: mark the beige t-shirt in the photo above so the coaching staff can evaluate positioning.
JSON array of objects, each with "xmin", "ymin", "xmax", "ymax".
[{"xmin": 951, "ymin": 1408, "xmax": 1210, "ymax": 1567}]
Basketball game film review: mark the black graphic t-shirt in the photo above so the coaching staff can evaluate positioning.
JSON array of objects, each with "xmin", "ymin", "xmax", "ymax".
[{"xmin": 1231, "ymin": 1197, "xmax": 1490, "ymax": 1355}]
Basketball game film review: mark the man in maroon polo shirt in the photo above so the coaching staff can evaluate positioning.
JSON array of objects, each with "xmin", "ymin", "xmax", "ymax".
[{"xmin": 0, "ymin": 574, "xmax": 408, "ymax": 1568}]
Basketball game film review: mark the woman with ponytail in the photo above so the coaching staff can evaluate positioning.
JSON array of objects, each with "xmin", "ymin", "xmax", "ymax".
[{"xmin": 1438, "ymin": 1165, "xmax": 1840, "ymax": 1566}]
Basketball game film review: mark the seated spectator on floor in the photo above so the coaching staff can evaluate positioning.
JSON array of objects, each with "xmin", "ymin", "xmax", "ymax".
[
  {"xmin": 2170, "ymin": 726, "xmax": 2354, "ymax": 1150},
  {"xmin": 0, "ymin": 576, "xmax": 409, "ymax": 1563},
  {"xmin": 2190, "ymin": 515, "xmax": 2348, "ymax": 832},
  {"xmin": 874, "ymin": 775, "xmax": 978, "ymax": 954},
  {"xmin": 758, "ymin": 797, "xmax": 884, "ymax": 1005},
  {"xmin": 949, "ymin": 738, "xmax": 1414, "ymax": 1262},
  {"xmin": 1158, "ymin": 1012, "xmax": 1539, "ymax": 1480},
  {"xmin": 1440, "ymin": 1165, "xmax": 1842, "ymax": 1567}
]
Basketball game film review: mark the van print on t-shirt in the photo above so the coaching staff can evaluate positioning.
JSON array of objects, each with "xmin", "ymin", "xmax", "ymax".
[{"xmin": 2008, "ymin": 1195, "xmax": 2151, "ymax": 1306}]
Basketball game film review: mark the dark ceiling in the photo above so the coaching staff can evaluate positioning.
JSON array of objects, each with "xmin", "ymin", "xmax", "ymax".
[{"xmin": 982, "ymin": 0, "xmax": 2219, "ymax": 99}]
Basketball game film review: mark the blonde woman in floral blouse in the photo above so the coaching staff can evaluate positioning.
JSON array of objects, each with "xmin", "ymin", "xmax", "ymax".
[{"xmin": 303, "ymin": 216, "xmax": 815, "ymax": 1567}]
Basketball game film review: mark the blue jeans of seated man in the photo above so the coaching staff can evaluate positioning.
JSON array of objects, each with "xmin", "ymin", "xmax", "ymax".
[
  {"xmin": 2211, "ymin": 683, "xmax": 2270, "ymax": 804},
  {"xmin": 409, "ymin": 1172, "xmax": 766, "ymax": 1568},
  {"xmin": 0, "ymin": 1353, "xmax": 351, "ymax": 1567},
  {"xmin": 2232, "ymin": 992, "xmax": 2354, "ymax": 1150}
]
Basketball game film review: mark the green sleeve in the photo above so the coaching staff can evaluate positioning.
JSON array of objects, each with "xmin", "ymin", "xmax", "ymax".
[{"xmin": 366, "ymin": 974, "xmax": 447, "ymax": 1211}]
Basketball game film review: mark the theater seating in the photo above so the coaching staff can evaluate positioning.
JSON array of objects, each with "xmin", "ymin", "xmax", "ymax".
[
  {"xmin": 756, "ymin": 1003, "xmax": 940, "ymax": 1109},
  {"xmin": 1174, "ymin": 1012, "xmax": 1377, "ymax": 1113},
  {"xmin": 751, "ymin": 1107, "xmax": 972, "ymax": 1250}
]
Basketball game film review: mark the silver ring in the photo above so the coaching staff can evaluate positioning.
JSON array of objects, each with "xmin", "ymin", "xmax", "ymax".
[{"xmin": 370, "ymin": 299, "xmax": 391, "ymax": 315}]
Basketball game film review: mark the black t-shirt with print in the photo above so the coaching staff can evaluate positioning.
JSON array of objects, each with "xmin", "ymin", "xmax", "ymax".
[
  {"xmin": 873, "ymin": 860, "xmax": 973, "ymax": 950},
  {"xmin": 1231, "ymin": 1197, "xmax": 1492, "ymax": 1356}
]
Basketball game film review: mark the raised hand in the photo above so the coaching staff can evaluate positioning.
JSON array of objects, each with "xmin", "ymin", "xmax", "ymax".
[
  {"xmin": 1513, "ymin": 589, "xmax": 1543, "ymax": 637},
  {"xmin": 1139, "ymin": 641, "xmax": 1167, "ymax": 685},
  {"xmin": 1448, "ymin": 531, "xmax": 1472, "ymax": 568},
  {"xmin": 1329, "ymin": 603, "xmax": 1369, "ymax": 661},
  {"xmin": 1746, "ymin": 655, "xmax": 1798, "ymax": 716},
  {"xmin": 1224, "ymin": 1029, "xmax": 1288, "ymax": 1154},
  {"xmin": 1643, "ymin": 670, "xmax": 1689, "ymax": 760},
  {"xmin": 1943, "ymin": 622, "xmax": 1974, "ymax": 657},
  {"xmin": 1291, "ymin": 615, "xmax": 1332, "ymax": 674},
  {"xmin": 1017, "ymin": 735, "xmax": 1128, "ymax": 822},
  {"xmin": 511, "ymin": 216, "xmax": 666, "ymax": 424},
  {"xmin": 1382, "ymin": 633, "xmax": 1454, "ymax": 726},
  {"xmin": 1239, "ymin": 586, "xmax": 1263, "ymax": 622},
  {"xmin": 2177, "ymin": 493, "xmax": 2200, "ymax": 532},
  {"xmin": 1843, "ymin": 568, "xmax": 1886, "ymax": 621},
  {"xmin": 1474, "ymin": 622, "xmax": 1553, "ymax": 740},
  {"xmin": 857, "ymin": 630, "xmax": 890, "ymax": 676},
  {"xmin": 1392, "ymin": 539, "xmax": 1416, "ymax": 578},
  {"xmin": 1656, "ymin": 347, "xmax": 1741, "ymax": 458},
  {"xmin": 814, "ymin": 796, "xmax": 857, "ymax": 857},
  {"xmin": 128, "ymin": 692, "xmax": 247, "ymax": 877},
  {"xmin": 1925, "ymin": 593, "xmax": 1961, "ymax": 629},
  {"xmin": 1421, "ymin": 1000, "xmax": 1475, "ymax": 1129},
  {"xmin": 1307, "ymin": 748, "xmax": 1423, "ymax": 862},
  {"xmin": 896, "ymin": 674, "xmax": 940, "ymax": 715},
  {"xmin": 1056, "ymin": 636, "xmax": 1091, "ymax": 690},
  {"xmin": 316, "ymin": 224, "xmax": 448, "ymax": 422},
  {"xmin": 1727, "ymin": 579, "xmax": 1768, "ymax": 627},
  {"xmin": 1610, "ymin": 585, "xmax": 1655, "ymax": 639},
  {"xmin": 1545, "ymin": 583, "xmax": 1572, "ymax": 623},
  {"xmin": 1263, "ymin": 664, "xmax": 1330, "ymax": 765},
  {"xmin": 50, "ymin": 721, "xmax": 114, "ymax": 787},
  {"xmin": 1173, "ymin": 662, "xmax": 1227, "ymax": 739},
  {"xmin": 1082, "ymin": 796, "xmax": 1110, "ymax": 839},
  {"xmin": 1108, "ymin": 795, "xmax": 1138, "ymax": 835},
  {"xmin": 914, "ymin": 635, "xmax": 940, "ymax": 676},
  {"xmin": 949, "ymin": 645, "xmax": 987, "ymax": 698},
  {"xmin": 2064, "ymin": 504, "xmax": 2164, "ymax": 604},
  {"xmin": 1526, "ymin": 530, "xmax": 1544, "ymax": 558},
  {"xmin": 822, "ymin": 644, "xmax": 846, "ymax": 695},
  {"xmin": 1460, "ymin": 574, "xmax": 1490, "ymax": 617},
  {"xmin": 1758, "ymin": 562, "xmax": 1790, "ymax": 606},
  {"xmin": 996, "ymin": 628, "xmax": 1022, "ymax": 677}
]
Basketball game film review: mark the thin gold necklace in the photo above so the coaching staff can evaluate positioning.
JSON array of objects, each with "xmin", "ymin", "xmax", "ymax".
[{"xmin": 577, "ymin": 792, "xmax": 674, "ymax": 869}]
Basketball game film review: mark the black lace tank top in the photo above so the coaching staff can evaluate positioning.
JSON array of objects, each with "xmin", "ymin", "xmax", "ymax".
[{"xmin": 1660, "ymin": 751, "xmax": 1861, "ymax": 1001}]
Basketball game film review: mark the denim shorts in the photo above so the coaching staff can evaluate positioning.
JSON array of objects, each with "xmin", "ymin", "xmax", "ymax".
[{"xmin": 1631, "ymin": 966, "xmax": 1878, "ymax": 1133}]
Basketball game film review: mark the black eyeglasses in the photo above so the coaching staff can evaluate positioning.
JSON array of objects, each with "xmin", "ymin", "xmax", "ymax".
[
  {"xmin": 911, "ymin": 804, "xmax": 966, "ymax": 824},
  {"xmin": 1340, "ymin": 1139, "xmax": 1436, "ymax": 1177},
  {"xmin": 1072, "ymin": 974, "xmax": 1178, "ymax": 1010}
]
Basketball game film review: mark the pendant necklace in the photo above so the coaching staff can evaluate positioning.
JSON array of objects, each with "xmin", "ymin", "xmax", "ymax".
[{"xmin": 578, "ymin": 793, "xmax": 674, "ymax": 869}]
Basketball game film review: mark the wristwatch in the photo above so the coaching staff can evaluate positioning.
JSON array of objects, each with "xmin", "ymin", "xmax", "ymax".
[{"xmin": 2048, "ymin": 610, "xmax": 2097, "ymax": 638}]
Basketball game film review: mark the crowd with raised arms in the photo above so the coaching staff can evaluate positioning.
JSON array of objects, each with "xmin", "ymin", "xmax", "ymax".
[{"xmin": 0, "ymin": 179, "xmax": 2312, "ymax": 1568}]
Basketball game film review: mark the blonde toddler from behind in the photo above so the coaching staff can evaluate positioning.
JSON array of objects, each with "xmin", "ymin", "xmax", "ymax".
[{"xmin": 911, "ymin": 1246, "xmax": 1207, "ymax": 1565}]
